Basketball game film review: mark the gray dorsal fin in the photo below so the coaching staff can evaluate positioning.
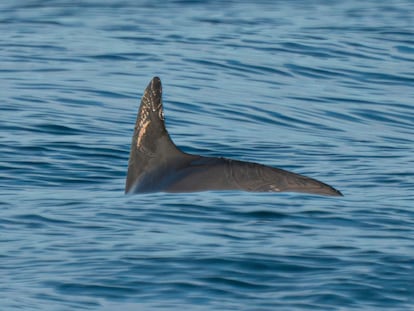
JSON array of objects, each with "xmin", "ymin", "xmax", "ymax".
[
  {"xmin": 125, "ymin": 77, "xmax": 185, "ymax": 193},
  {"xmin": 125, "ymin": 77, "xmax": 342, "ymax": 196}
]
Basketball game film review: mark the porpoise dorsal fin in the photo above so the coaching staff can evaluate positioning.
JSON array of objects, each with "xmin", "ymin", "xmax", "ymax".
[
  {"xmin": 125, "ymin": 77, "xmax": 342, "ymax": 196},
  {"xmin": 125, "ymin": 77, "xmax": 187, "ymax": 193}
]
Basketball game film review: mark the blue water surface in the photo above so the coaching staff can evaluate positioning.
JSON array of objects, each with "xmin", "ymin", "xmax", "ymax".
[{"xmin": 1, "ymin": 1, "xmax": 414, "ymax": 310}]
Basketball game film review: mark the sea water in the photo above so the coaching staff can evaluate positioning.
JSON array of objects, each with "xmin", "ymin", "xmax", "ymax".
[{"xmin": 1, "ymin": 1, "xmax": 414, "ymax": 310}]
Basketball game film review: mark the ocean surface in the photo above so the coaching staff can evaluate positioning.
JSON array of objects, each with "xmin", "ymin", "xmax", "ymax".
[{"xmin": 1, "ymin": 1, "xmax": 414, "ymax": 310}]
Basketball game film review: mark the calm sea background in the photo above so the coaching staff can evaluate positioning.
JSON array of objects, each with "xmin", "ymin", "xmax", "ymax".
[{"xmin": 1, "ymin": 1, "xmax": 414, "ymax": 310}]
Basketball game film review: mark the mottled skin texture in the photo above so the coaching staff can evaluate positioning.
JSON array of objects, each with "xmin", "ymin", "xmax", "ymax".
[{"xmin": 125, "ymin": 77, "xmax": 342, "ymax": 196}]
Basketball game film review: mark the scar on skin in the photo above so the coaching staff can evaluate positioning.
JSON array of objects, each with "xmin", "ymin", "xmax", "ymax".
[{"xmin": 137, "ymin": 120, "xmax": 150, "ymax": 148}]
